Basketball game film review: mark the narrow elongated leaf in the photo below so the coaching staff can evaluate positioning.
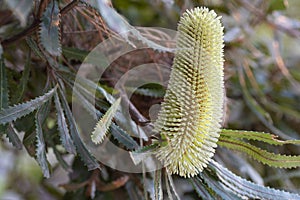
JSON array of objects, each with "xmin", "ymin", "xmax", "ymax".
[
  {"xmin": 238, "ymin": 68, "xmax": 292, "ymax": 140},
  {"xmin": 91, "ymin": 97, "xmax": 121, "ymax": 144},
  {"xmin": 191, "ymin": 177, "xmax": 217, "ymax": 200},
  {"xmin": 39, "ymin": 0, "xmax": 61, "ymax": 56},
  {"xmin": 209, "ymin": 160, "xmax": 300, "ymax": 199},
  {"xmin": 0, "ymin": 58, "xmax": 8, "ymax": 110},
  {"xmin": 0, "ymin": 58, "xmax": 9, "ymax": 134},
  {"xmin": 58, "ymin": 86, "xmax": 99, "ymax": 170},
  {"xmin": 35, "ymin": 102, "xmax": 51, "ymax": 178},
  {"xmin": 54, "ymin": 91, "xmax": 76, "ymax": 154},
  {"xmin": 165, "ymin": 172, "xmax": 180, "ymax": 200},
  {"xmin": 218, "ymin": 135, "xmax": 300, "ymax": 168},
  {"xmin": 221, "ymin": 129, "xmax": 300, "ymax": 145},
  {"xmin": 83, "ymin": 0, "xmax": 173, "ymax": 52},
  {"xmin": 154, "ymin": 169, "xmax": 163, "ymax": 200},
  {"xmin": 12, "ymin": 50, "xmax": 31, "ymax": 103},
  {"xmin": 52, "ymin": 145, "xmax": 72, "ymax": 172},
  {"xmin": 7, "ymin": 124, "xmax": 22, "ymax": 150},
  {"xmin": 0, "ymin": 86, "xmax": 56, "ymax": 124},
  {"xmin": 62, "ymin": 47, "xmax": 89, "ymax": 62},
  {"xmin": 70, "ymin": 82, "xmax": 138, "ymax": 149}
]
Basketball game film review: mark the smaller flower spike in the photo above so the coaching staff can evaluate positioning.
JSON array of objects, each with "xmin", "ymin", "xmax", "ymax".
[{"xmin": 154, "ymin": 7, "xmax": 225, "ymax": 178}]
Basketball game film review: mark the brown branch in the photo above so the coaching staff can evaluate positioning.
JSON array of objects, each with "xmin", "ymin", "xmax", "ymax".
[{"xmin": 1, "ymin": 0, "xmax": 80, "ymax": 48}]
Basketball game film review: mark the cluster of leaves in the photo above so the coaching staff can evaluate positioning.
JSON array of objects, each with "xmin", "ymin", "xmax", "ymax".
[{"xmin": 0, "ymin": 0, "xmax": 300, "ymax": 199}]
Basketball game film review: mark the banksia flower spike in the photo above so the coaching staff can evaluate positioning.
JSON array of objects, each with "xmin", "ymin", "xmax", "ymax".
[{"xmin": 154, "ymin": 7, "xmax": 224, "ymax": 178}]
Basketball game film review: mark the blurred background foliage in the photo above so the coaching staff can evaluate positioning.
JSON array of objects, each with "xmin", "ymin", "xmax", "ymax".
[{"xmin": 0, "ymin": 0, "xmax": 300, "ymax": 199}]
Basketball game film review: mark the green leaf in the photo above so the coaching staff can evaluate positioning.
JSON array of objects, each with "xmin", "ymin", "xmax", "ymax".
[
  {"xmin": 238, "ymin": 68, "xmax": 292, "ymax": 140},
  {"xmin": 91, "ymin": 97, "xmax": 121, "ymax": 144},
  {"xmin": 52, "ymin": 145, "xmax": 72, "ymax": 172},
  {"xmin": 39, "ymin": 0, "xmax": 61, "ymax": 56},
  {"xmin": 12, "ymin": 50, "xmax": 31, "ymax": 103},
  {"xmin": 221, "ymin": 129, "xmax": 300, "ymax": 145},
  {"xmin": 69, "ymin": 81, "xmax": 138, "ymax": 150},
  {"xmin": 0, "ymin": 58, "xmax": 8, "ymax": 110},
  {"xmin": 26, "ymin": 38, "xmax": 46, "ymax": 59},
  {"xmin": 191, "ymin": 177, "xmax": 216, "ymax": 200},
  {"xmin": 58, "ymin": 86, "xmax": 99, "ymax": 170},
  {"xmin": 268, "ymin": 0, "xmax": 286, "ymax": 12},
  {"xmin": 4, "ymin": 0, "xmax": 33, "ymax": 27},
  {"xmin": 154, "ymin": 169, "xmax": 163, "ymax": 200},
  {"xmin": 35, "ymin": 102, "xmax": 51, "ymax": 178},
  {"xmin": 6, "ymin": 124, "xmax": 22, "ymax": 150},
  {"xmin": 54, "ymin": 91, "xmax": 76, "ymax": 154},
  {"xmin": 0, "ymin": 86, "xmax": 57, "ymax": 125},
  {"xmin": 0, "ymin": 58, "xmax": 9, "ymax": 134},
  {"xmin": 165, "ymin": 172, "xmax": 180, "ymax": 200},
  {"xmin": 208, "ymin": 160, "xmax": 300, "ymax": 199},
  {"xmin": 82, "ymin": 0, "xmax": 174, "ymax": 52},
  {"xmin": 62, "ymin": 47, "xmax": 89, "ymax": 62},
  {"xmin": 218, "ymin": 135, "xmax": 300, "ymax": 168}
]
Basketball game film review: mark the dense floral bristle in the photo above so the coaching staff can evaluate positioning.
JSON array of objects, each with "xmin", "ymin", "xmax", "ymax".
[{"xmin": 154, "ymin": 7, "xmax": 224, "ymax": 178}]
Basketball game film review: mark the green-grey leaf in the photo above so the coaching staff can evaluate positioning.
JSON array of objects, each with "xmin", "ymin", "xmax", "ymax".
[
  {"xmin": 209, "ymin": 160, "xmax": 300, "ymax": 199},
  {"xmin": 191, "ymin": 177, "xmax": 217, "ymax": 200},
  {"xmin": 0, "ymin": 58, "xmax": 9, "ymax": 134},
  {"xmin": 91, "ymin": 97, "xmax": 121, "ymax": 144},
  {"xmin": 35, "ymin": 102, "xmax": 51, "ymax": 178},
  {"xmin": 0, "ymin": 86, "xmax": 57, "ymax": 125},
  {"xmin": 54, "ymin": 91, "xmax": 76, "ymax": 154},
  {"xmin": 221, "ymin": 129, "xmax": 300, "ymax": 145},
  {"xmin": 62, "ymin": 47, "xmax": 89, "ymax": 62},
  {"xmin": 6, "ymin": 124, "xmax": 22, "ymax": 150},
  {"xmin": 39, "ymin": 0, "xmax": 61, "ymax": 56},
  {"xmin": 58, "ymin": 86, "xmax": 99, "ymax": 170},
  {"xmin": 12, "ymin": 50, "xmax": 31, "ymax": 103},
  {"xmin": 218, "ymin": 135, "xmax": 300, "ymax": 168},
  {"xmin": 69, "ymin": 81, "xmax": 138, "ymax": 150},
  {"xmin": 154, "ymin": 169, "xmax": 163, "ymax": 200},
  {"xmin": 4, "ymin": 0, "xmax": 33, "ymax": 27},
  {"xmin": 0, "ymin": 58, "xmax": 8, "ymax": 110}
]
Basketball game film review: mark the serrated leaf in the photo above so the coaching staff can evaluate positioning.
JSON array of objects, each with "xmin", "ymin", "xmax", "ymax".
[
  {"xmin": 209, "ymin": 160, "xmax": 300, "ymax": 199},
  {"xmin": 6, "ymin": 124, "xmax": 22, "ymax": 150},
  {"xmin": 218, "ymin": 135, "xmax": 300, "ymax": 168},
  {"xmin": 54, "ymin": 91, "xmax": 76, "ymax": 154},
  {"xmin": 58, "ymin": 86, "xmax": 99, "ymax": 170},
  {"xmin": 0, "ymin": 86, "xmax": 57, "ymax": 125},
  {"xmin": 221, "ymin": 129, "xmax": 300, "ymax": 145},
  {"xmin": 68, "ymin": 80, "xmax": 138, "ymax": 150},
  {"xmin": 154, "ymin": 169, "xmax": 163, "ymax": 200},
  {"xmin": 39, "ymin": 0, "xmax": 61, "ymax": 56},
  {"xmin": 35, "ymin": 101, "xmax": 51, "ymax": 178},
  {"xmin": 91, "ymin": 97, "xmax": 121, "ymax": 144}
]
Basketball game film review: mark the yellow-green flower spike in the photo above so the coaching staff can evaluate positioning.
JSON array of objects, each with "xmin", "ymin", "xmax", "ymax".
[{"xmin": 154, "ymin": 7, "xmax": 224, "ymax": 178}]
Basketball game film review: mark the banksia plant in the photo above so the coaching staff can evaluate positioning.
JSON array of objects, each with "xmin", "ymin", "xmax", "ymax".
[{"xmin": 154, "ymin": 7, "xmax": 224, "ymax": 177}]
